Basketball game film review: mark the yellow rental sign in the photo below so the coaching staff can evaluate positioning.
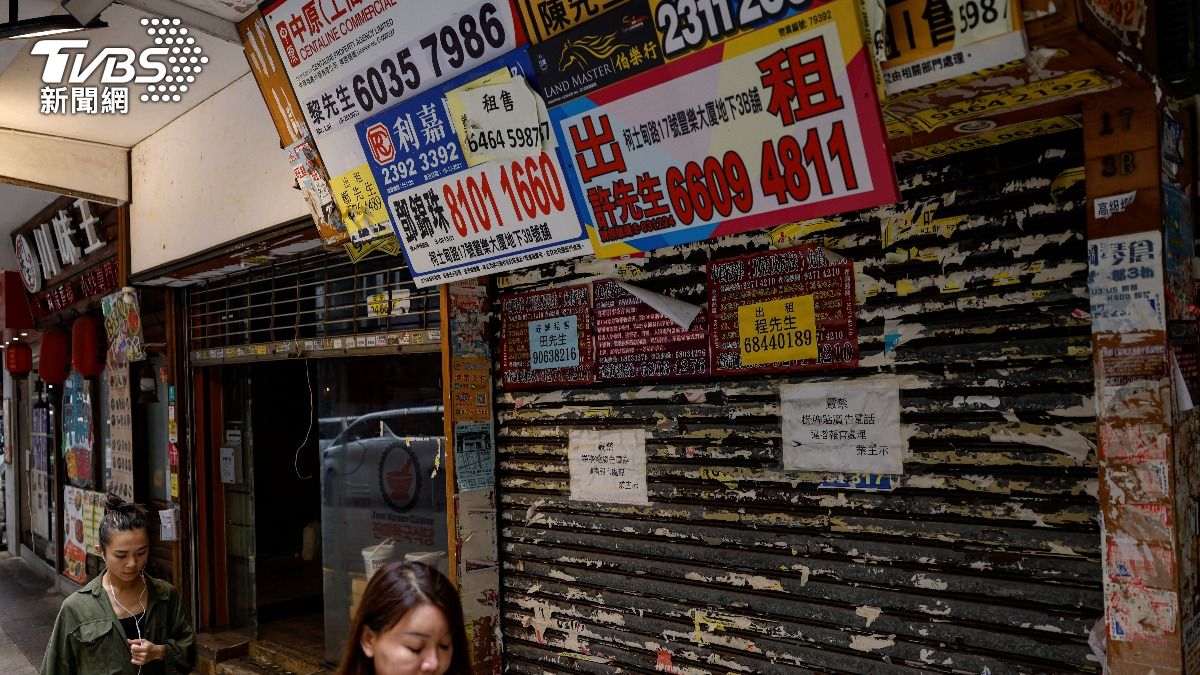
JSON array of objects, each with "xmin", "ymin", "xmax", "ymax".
[{"xmin": 737, "ymin": 295, "xmax": 817, "ymax": 365}]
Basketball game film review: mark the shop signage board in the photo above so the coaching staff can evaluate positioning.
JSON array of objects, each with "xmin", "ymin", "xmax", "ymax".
[
  {"xmin": 516, "ymin": 0, "xmax": 630, "ymax": 43},
  {"xmin": 870, "ymin": 0, "xmax": 1025, "ymax": 95},
  {"xmin": 356, "ymin": 49, "xmax": 591, "ymax": 286},
  {"xmin": 261, "ymin": 0, "xmax": 523, "ymax": 177},
  {"xmin": 648, "ymin": 0, "xmax": 811, "ymax": 60},
  {"xmin": 11, "ymin": 199, "xmax": 117, "ymax": 323},
  {"xmin": 500, "ymin": 284, "xmax": 594, "ymax": 388},
  {"xmin": 529, "ymin": 0, "xmax": 663, "ymax": 106},
  {"xmin": 708, "ymin": 244, "xmax": 857, "ymax": 374},
  {"xmin": 101, "ymin": 289, "xmax": 146, "ymax": 362},
  {"xmin": 593, "ymin": 279, "xmax": 709, "ymax": 381},
  {"xmin": 551, "ymin": 0, "xmax": 897, "ymax": 258}
]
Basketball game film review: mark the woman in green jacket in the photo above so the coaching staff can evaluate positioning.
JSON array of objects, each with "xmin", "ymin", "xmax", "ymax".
[{"xmin": 40, "ymin": 494, "xmax": 195, "ymax": 675}]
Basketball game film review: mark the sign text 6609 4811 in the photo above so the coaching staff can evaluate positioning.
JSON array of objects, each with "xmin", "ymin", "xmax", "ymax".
[{"xmin": 551, "ymin": 0, "xmax": 897, "ymax": 257}]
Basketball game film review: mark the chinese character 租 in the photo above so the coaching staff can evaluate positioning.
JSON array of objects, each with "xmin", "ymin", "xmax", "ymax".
[{"xmin": 756, "ymin": 37, "xmax": 845, "ymax": 127}]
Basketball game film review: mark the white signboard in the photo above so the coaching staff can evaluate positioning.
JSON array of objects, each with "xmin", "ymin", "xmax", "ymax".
[
  {"xmin": 262, "ymin": 0, "xmax": 520, "ymax": 176},
  {"xmin": 384, "ymin": 149, "xmax": 591, "ymax": 287},
  {"xmin": 1088, "ymin": 231, "xmax": 1165, "ymax": 333},
  {"xmin": 568, "ymin": 429, "xmax": 649, "ymax": 505},
  {"xmin": 781, "ymin": 379, "xmax": 904, "ymax": 474}
]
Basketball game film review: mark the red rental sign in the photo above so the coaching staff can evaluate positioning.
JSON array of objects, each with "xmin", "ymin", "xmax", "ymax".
[
  {"xmin": 708, "ymin": 244, "xmax": 858, "ymax": 375},
  {"xmin": 593, "ymin": 279, "xmax": 710, "ymax": 382}
]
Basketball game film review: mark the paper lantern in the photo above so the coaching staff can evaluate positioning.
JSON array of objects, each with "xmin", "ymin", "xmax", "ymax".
[
  {"xmin": 72, "ymin": 314, "xmax": 106, "ymax": 378},
  {"xmin": 4, "ymin": 342, "xmax": 31, "ymax": 378},
  {"xmin": 39, "ymin": 327, "xmax": 71, "ymax": 385}
]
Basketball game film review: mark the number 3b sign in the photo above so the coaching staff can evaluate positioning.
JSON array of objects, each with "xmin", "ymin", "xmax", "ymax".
[{"xmin": 550, "ymin": 0, "xmax": 897, "ymax": 258}]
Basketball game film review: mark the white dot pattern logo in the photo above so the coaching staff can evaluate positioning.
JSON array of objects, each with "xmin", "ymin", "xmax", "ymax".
[{"xmin": 142, "ymin": 18, "xmax": 202, "ymax": 104}]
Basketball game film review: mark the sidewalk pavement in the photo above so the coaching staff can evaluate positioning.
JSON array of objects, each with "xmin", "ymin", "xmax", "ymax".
[{"xmin": 0, "ymin": 550, "xmax": 66, "ymax": 675}]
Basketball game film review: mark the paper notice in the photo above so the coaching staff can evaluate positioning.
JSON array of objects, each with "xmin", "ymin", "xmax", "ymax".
[
  {"xmin": 447, "ymin": 79, "xmax": 553, "ymax": 165},
  {"xmin": 1094, "ymin": 191, "xmax": 1137, "ymax": 219},
  {"xmin": 569, "ymin": 429, "xmax": 649, "ymax": 505},
  {"xmin": 782, "ymin": 379, "xmax": 904, "ymax": 474},
  {"xmin": 1088, "ymin": 232, "xmax": 1165, "ymax": 333}
]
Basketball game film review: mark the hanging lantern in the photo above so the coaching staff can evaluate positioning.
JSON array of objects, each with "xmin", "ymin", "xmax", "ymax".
[
  {"xmin": 72, "ymin": 314, "xmax": 106, "ymax": 377},
  {"xmin": 4, "ymin": 341, "xmax": 32, "ymax": 378},
  {"xmin": 39, "ymin": 327, "xmax": 71, "ymax": 385}
]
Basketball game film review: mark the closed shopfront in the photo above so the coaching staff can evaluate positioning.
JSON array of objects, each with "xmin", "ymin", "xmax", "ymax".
[{"xmin": 493, "ymin": 128, "xmax": 1104, "ymax": 672}]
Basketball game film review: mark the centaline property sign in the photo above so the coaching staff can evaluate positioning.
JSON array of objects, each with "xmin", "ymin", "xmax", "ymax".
[{"xmin": 550, "ymin": 0, "xmax": 896, "ymax": 257}]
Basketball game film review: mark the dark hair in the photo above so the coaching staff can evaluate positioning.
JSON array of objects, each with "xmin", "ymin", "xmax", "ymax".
[
  {"xmin": 336, "ymin": 561, "xmax": 470, "ymax": 675},
  {"xmin": 99, "ymin": 493, "xmax": 150, "ymax": 550}
]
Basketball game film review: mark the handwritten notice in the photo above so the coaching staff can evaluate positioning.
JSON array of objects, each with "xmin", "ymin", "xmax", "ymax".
[
  {"xmin": 568, "ymin": 429, "xmax": 649, "ymax": 504},
  {"xmin": 781, "ymin": 379, "xmax": 903, "ymax": 474}
]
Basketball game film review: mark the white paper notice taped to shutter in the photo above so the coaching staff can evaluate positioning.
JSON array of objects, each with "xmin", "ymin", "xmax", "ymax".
[
  {"xmin": 781, "ymin": 379, "xmax": 903, "ymax": 474},
  {"xmin": 568, "ymin": 429, "xmax": 649, "ymax": 504}
]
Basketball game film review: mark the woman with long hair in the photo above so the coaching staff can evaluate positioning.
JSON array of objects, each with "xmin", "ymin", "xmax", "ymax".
[
  {"xmin": 337, "ymin": 560, "xmax": 470, "ymax": 675},
  {"xmin": 41, "ymin": 493, "xmax": 196, "ymax": 675}
]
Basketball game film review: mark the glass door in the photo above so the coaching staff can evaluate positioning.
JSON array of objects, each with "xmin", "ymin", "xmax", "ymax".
[{"xmin": 317, "ymin": 354, "xmax": 445, "ymax": 664}]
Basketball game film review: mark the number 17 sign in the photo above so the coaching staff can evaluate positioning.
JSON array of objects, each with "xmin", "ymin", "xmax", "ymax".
[{"xmin": 550, "ymin": 0, "xmax": 897, "ymax": 258}]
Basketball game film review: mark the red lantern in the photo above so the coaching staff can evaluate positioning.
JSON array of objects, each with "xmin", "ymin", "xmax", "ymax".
[
  {"xmin": 39, "ymin": 327, "xmax": 71, "ymax": 385},
  {"xmin": 72, "ymin": 314, "xmax": 106, "ymax": 378},
  {"xmin": 5, "ymin": 342, "xmax": 32, "ymax": 378}
]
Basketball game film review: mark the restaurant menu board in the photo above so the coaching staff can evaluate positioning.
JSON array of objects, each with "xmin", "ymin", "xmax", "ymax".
[
  {"xmin": 63, "ymin": 486, "xmax": 87, "ymax": 584},
  {"xmin": 708, "ymin": 244, "xmax": 857, "ymax": 374},
  {"xmin": 356, "ymin": 49, "xmax": 592, "ymax": 287},
  {"xmin": 529, "ymin": 0, "xmax": 663, "ymax": 107},
  {"xmin": 501, "ymin": 285, "xmax": 594, "ymax": 388},
  {"xmin": 550, "ymin": 0, "xmax": 897, "ymax": 258},
  {"xmin": 593, "ymin": 279, "xmax": 709, "ymax": 381},
  {"xmin": 262, "ymin": 0, "xmax": 522, "ymax": 176}
]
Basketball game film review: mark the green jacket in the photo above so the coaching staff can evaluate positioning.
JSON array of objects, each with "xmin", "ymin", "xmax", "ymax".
[{"xmin": 40, "ymin": 573, "xmax": 196, "ymax": 675}]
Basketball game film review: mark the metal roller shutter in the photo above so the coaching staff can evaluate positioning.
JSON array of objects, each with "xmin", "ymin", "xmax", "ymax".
[{"xmin": 495, "ymin": 128, "xmax": 1101, "ymax": 673}]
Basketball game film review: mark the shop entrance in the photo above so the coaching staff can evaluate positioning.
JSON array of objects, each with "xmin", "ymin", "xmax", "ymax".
[{"xmin": 212, "ymin": 352, "xmax": 444, "ymax": 666}]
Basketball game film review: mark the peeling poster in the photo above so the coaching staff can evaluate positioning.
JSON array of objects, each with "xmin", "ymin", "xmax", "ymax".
[
  {"xmin": 568, "ymin": 429, "xmax": 649, "ymax": 505},
  {"xmin": 782, "ymin": 379, "xmax": 903, "ymax": 474},
  {"xmin": 1088, "ymin": 231, "xmax": 1165, "ymax": 333}
]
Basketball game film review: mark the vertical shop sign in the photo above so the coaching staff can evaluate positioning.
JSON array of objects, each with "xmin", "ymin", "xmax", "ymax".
[
  {"xmin": 62, "ymin": 486, "xmax": 87, "ymax": 584},
  {"xmin": 1088, "ymin": 232, "xmax": 1165, "ymax": 333},
  {"xmin": 708, "ymin": 244, "xmax": 857, "ymax": 375},
  {"xmin": 62, "ymin": 371, "xmax": 93, "ymax": 489},
  {"xmin": 501, "ymin": 285, "xmax": 594, "ymax": 388},
  {"xmin": 261, "ymin": 0, "xmax": 521, "ymax": 176},
  {"xmin": 870, "ymin": 0, "xmax": 1025, "ymax": 94},
  {"xmin": 552, "ymin": 0, "xmax": 896, "ymax": 257},
  {"xmin": 568, "ymin": 428, "xmax": 649, "ymax": 504},
  {"xmin": 593, "ymin": 279, "xmax": 709, "ymax": 381},
  {"xmin": 781, "ymin": 379, "xmax": 903, "ymax": 473},
  {"xmin": 529, "ymin": 0, "xmax": 663, "ymax": 106},
  {"xmin": 106, "ymin": 350, "xmax": 135, "ymax": 501},
  {"xmin": 101, "ymin": 289, "xmax": 146, "ymax": 362}
]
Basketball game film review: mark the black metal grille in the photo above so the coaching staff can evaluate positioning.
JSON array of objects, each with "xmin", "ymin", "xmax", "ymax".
[{"xmin": 187, "ymin": 249, "xmax": 438, "ymax": 352}]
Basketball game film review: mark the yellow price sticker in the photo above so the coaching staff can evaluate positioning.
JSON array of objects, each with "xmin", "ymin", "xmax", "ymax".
[
  {"xmin": 332, "ymin": 163, "xmax": 390, "ymax": 243},
  {"xmin": 737, "ymin": 295, "xmax": 817, "ymax": 365},
  {"xmin": 906, "ymin": 70, "xmax": 1110, "ymax": 131}
]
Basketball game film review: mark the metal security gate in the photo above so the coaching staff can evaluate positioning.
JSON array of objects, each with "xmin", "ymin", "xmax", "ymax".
[
  {"xmin": 494, "ymin": 128, "xmax": 1102, "ymax": 673},
  {"xmin": 186, "ymin": 246, "xmax": 440, "ymax": 363}
]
